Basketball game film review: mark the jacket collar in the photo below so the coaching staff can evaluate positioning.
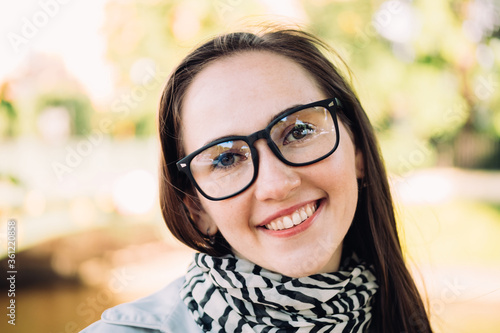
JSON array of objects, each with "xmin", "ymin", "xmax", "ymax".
[{"xmin": 100, "ymin": 277, "xmax": 201, "ymax": 332}]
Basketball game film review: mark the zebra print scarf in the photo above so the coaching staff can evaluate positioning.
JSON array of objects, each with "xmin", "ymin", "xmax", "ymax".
[{"xmin": 180, "ymin": 252, "xmax": 378, "ymax": 332}]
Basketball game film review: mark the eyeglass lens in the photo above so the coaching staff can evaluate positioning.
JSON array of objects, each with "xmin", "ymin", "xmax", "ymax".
[{"xmin": 189, "ymin": 105, "xmax": 337, "ymax": 199}]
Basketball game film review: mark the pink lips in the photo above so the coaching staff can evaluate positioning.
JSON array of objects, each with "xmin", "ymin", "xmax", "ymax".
[{"xmin": 259, "ymin": 199, "xmax": 322, "ymax": 238}]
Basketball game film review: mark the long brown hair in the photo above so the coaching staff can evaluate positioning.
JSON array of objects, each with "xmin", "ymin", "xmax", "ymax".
[{"xmin": 158, "ymin": 28, "xmax": 432, "ymax": 332}]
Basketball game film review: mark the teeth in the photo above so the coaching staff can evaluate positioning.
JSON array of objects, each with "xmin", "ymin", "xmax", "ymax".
[
  {"xmin": 292, "ymin": 212, "xmax": 301, "ymax": 225},
  {"xmin": 283, "ymin": 216, "xmax": 294, "ymax": 228},
  {"xmin": 264, "ymin": 202, "xmax": 318, "ymax": 231},
  {"xmin": 277, "ymin": 220, "xmax": 284, "ymax": 230}
]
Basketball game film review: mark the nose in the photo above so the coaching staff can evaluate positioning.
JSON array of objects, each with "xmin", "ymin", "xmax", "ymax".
[{"xmin": 252, "ymin": 141, "xmax": 301, "ymax": 202}]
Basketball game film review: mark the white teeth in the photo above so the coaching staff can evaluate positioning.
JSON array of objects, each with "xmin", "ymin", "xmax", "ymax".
[
  {"xmin": 292, "ymin": 212, "xmax": 301, "ymax": 225},
  {"xmin": 264, "ymin": 202, "xmax": 318, "ymax": 231},
  {"xmin": 283, "ymin": 216, "xmax": 294, "ymax": 228},
  {"xmin": 277, "ymin": 220, "xmax": 284, "ymax": 230}
]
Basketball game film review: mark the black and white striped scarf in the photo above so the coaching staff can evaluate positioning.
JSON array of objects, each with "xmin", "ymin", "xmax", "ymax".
[{"xmin": 180, "ymin": 252, "xmax": 378, "ymax": 332}]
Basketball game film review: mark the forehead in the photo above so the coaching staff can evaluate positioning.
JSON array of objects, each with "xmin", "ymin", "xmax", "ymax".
[{"xmin": 181, "ymin": 51, "xmax": 325, "ymax": 153}]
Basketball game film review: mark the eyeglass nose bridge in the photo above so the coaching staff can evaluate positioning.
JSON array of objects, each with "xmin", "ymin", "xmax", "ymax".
[{"xmin": 245, "ymin": 128, "xmax": 290, "ymax": 169}]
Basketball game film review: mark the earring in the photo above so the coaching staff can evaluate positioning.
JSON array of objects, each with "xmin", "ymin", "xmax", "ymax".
[{"xmin": 206, "ymin": 227, "xmax": 216, "ymax": 245}]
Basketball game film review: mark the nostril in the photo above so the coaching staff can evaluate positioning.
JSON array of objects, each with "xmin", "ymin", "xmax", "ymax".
[{"xmin": 254, "ymin": 169, "xmax": 301, "ymax": 202}]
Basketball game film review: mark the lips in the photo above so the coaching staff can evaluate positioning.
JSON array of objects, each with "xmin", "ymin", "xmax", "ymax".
[{"xmin": 263, "ymin": 202, "xmax": 318, "ymax": 231}]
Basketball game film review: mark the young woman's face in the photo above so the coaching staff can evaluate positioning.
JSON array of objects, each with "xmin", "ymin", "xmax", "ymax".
[{"xmin": 181, "ymin": 51, "xmax": 363, "ymax": 278}]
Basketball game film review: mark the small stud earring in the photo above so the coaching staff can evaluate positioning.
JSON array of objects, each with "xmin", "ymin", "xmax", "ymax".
[
  {"xmin": 206, "ymin": 227, "xmax": 216, "ymax": 245},
  {"xmin": 358, "ymin": 178, "xmax": 368, "ymax": 189}
]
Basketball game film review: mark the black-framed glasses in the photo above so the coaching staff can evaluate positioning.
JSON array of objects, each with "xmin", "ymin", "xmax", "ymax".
[{"xmin": 177, "ymin": 97, "xmax": 342, "ymax": 201}]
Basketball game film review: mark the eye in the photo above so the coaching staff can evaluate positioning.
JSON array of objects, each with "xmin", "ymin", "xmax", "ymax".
[
  {"xmin": 212, "ymin": 152, "xmax": 247, "ymax": 170},
  {"xmin": 283, "ymin": 123, "xmax": 316, "ymax": 145}
]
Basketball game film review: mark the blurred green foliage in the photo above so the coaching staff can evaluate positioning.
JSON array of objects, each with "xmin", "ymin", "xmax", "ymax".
[
  {"xmin": 99, "ymin": 0, "xmax": 500, "ymax": 171},
  {"xmin": 36, "ymin": 93, "xmax": 94, "ymax": 136},
  {"xmin": 0, "ymin": 0, "xmax": 497, "ymax": 171},
  {"xmin": 0, "ymin": 99, "xmax": 17, "ymax": 138},
  {"xmin": 0, "ymin": 83, "xmax": 18, "ymax": 138}
]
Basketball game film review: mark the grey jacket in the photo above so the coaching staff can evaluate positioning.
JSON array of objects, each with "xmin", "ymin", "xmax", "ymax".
[{"xmin": 81, "ymin": 277, "xmax": 202, "ymax": 332}]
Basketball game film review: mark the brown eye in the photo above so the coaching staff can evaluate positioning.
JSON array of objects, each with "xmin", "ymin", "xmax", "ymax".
[{"xmin": 283, "ymin": 123, "xmax": 315, "ymax": 145}]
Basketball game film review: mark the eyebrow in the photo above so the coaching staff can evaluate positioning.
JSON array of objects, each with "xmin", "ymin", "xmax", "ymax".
[{"xmin": 202, "ymin": 103, "xmax": 304, "ymax": 146}]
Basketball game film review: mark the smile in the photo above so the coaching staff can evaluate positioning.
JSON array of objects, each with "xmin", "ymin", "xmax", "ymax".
[{"xmin": 263, "ymin": 202, "xmax": 318, "ymax": 231}]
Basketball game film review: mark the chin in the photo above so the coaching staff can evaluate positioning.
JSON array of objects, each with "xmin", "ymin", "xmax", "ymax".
[{"xmin": 269, "ymin": 256, "xmax": 336, "ymax": 278}]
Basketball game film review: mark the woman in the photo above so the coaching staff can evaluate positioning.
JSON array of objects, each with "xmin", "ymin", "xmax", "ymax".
[{"xmin": 83, "ymin": 28, "xmax": 432, "ymax": 332}]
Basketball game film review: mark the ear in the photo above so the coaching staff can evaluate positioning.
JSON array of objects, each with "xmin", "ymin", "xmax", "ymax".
[
  {"xmin": 355, "ymin": 148, "xmax": 365, "ymax": 179},
  {"xmin": 183, "ymin": 195, "xmax": 218, "ymax": 237}
]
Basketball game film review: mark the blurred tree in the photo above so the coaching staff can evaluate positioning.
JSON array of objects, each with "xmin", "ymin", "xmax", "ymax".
[
  {"xmin": 0, "ymin": 82, "xmax": 18, "ymax": 139},
  {"xmin": 2, "ymin": 53, "xmax": 94, "ymax": 139},
  {"xmin": 304, "ymin": 0, "xmax": 500, "ymax": 170},
  {"xmin": 101, "ymin": 0, "xmax": 264, "ymax": 137},
  {"xmin": 36, "ymin": 94, "xmax": 94, "ymax": 136},
  {"xmin": 101, "ymin": 0, "xmax": 500, "ymax": 169}
]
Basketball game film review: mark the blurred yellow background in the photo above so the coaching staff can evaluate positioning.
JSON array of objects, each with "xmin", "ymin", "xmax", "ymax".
[{"xmin": 1, "ymin": 0, "xmax": 499, "ymax": 332}]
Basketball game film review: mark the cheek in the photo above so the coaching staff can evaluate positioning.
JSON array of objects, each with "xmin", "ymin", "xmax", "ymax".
[
  {"xmin": 199, "ymin": 195, "xmax": 252, "ymax": 233},
  {"xmin": 309, "ymin": 145, "xmax": 360, "ymax": 213},
  {"xmin": 314, "ymin": 145, "xmax": 358, "ymax": 187}
]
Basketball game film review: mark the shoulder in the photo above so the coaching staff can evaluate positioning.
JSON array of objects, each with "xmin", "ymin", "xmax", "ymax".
[{"xmin": 80, "ymin": 277, "xmax": 202, "ymax": 333}]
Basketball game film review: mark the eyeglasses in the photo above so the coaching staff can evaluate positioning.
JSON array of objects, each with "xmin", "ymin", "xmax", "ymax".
[{"xmin": 177, "ymin": 97, "xmax": 342, "ymax": 201}]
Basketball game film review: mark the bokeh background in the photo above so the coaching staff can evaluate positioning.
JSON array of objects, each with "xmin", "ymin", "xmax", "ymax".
[{"xmin": 1, "ymin": 0, "xmax": 500, "ymax": 332}]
